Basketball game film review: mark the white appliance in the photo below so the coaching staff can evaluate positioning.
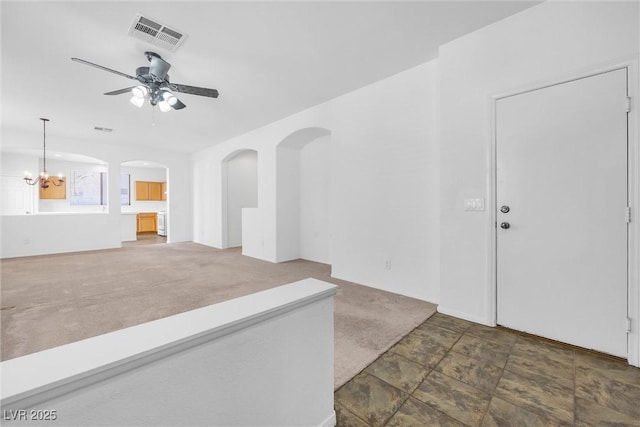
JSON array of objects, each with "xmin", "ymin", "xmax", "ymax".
[{"xmin": 157, "ymin": 211, "xmax": 167, "ymax": 237}]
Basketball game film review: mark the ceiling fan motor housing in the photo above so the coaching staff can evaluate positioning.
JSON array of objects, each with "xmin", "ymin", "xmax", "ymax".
[{"xmin": 144, "ymin": 51, "xmax": 162, "ymax": 61}]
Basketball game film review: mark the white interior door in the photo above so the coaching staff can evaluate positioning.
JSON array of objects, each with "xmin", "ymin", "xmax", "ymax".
[
  {"xmin": 496, "ymin": 69, "xmax": 628, "ymax": 358},
  {"xmin": 1, "ymin": 176, "xmax": 34, "ymax": 215}
]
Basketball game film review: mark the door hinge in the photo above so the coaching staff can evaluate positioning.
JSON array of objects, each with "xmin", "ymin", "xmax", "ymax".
[
  {"xmin": 625, "ymin": 96, "xmax": 632, "ymax": 113},
  {"xmin": 625, "ymin": 207, "xmax": 631, "ymax": 223},
  {"xmin": 626, "ymin": 317, "xmax": 632, "ymax": 333}
]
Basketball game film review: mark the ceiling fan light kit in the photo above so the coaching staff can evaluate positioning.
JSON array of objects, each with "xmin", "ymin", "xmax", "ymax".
[
  {"xmin": 131, "ymin": 85, "xmax": 149, "ymax": 98},
  {"xmin": 163, "ymin": 91, "xmax": 178, "ymax": 106},
  {"xmin": 130, "ymin": 95, "xmax": 145, "ymax": 108},
  {"xmin": 71, "ymin": 51, "xmax": 218, "ymax": 112},
  {"xmin": 158, "ymin": 99, "xmax": 172, "ymax": 112}
]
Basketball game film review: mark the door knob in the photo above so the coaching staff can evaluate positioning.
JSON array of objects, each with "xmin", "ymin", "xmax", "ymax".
[
  {"xmin": 500, "ymin": 222, "xmax": 510, "ymax": 229},
  {"xmin": 500, "ymin": 205, "xmax": 510, "ymax": 213}
]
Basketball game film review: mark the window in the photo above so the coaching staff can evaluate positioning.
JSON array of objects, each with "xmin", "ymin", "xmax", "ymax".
[
  {"xmin": 120, "ymin": 174, "xmax": 131, "ymax": 205},
  {"xmin": 70, "ymin": 172, "xmax": 130, "ymax": 206}
]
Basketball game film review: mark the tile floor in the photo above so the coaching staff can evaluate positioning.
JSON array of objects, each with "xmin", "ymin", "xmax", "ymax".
[{"xmin": 335, "ymin": 313, "xmax": 640, "ymax": 426}]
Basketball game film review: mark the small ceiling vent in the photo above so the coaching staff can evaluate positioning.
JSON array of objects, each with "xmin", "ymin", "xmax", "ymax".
[
  {"xmin": 128, "ymin": 14, "xmax": 187, "ymax": 52},
  {"xmin": 94, "ymin": 126, "xmax": 113, "ymax": 133}
]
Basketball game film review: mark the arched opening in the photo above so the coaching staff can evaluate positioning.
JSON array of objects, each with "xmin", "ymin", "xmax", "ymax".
[
  {"xmin": 221, "ymin": 149, "xmax": 258, "ymax": 249},
  {"xmin": 121, "ymin": 160, "xmax": 169, "ymax": 246},
  {"xmin": 0, "ymin": 149, "xmax": 109, "ymax": 215},
  {"xmin": 276, "ymin": 127, "xmax": 331, "ymax": 263}
]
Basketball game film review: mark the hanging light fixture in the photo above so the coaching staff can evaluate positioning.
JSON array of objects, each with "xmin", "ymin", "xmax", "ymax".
[{"xmin": 24, "ymin": 118, "xmax": 64, "ymax": 189}]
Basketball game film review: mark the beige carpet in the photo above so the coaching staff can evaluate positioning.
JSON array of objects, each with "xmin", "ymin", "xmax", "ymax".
[{"xmin": 0, "ymin": 243, "xmax": 436, "ymax": 389}]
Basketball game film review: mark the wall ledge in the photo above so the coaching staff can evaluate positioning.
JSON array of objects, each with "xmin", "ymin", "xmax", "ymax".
[{"xmin": 1, "ymin": 278, "xmax": 337, "ymax": 409}]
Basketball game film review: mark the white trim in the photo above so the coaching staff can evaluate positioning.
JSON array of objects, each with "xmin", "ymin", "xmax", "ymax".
[
  {"xmin": 486, "ymin": 92, "xmax": 498, "ymax": 327},
  {"xmin": 626, "ymin": 60, "xmax": 640, "ymax": 367},
  {"xmin": 319, "ymin": 410, "xmax": 337, "ymax": 427},
  {"xmin": 488, "ymin": 59, "xmax": 640, "ymax": 366},
  {"xmin": 437, "ymin": 305, "xmax": 487, "ymax": 326}
]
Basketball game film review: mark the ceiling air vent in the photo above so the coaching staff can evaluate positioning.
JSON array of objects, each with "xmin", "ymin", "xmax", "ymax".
[
  {"xmin": 128, "ymin": 14, "xmax": 187, "ymax": 52},
  {"xmin": 94, "ymin": 126, "xmax": 113, "ymax": 133}
]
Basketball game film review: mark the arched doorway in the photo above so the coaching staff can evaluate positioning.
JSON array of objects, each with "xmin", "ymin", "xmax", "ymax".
[
  {"xmin": 276, "ymin": 127, "xmax": 331, "ymax": 263},
  {"xmin": 1, "ymin": 150, "xmax": 109, "ymax": 215},
  {"xmin": 221, "ymin": 149, "xmax": 258, "ymax": 249},
  {"xmin": 121, "ymin": 160, "xmax": 169, "ymax": 245}
]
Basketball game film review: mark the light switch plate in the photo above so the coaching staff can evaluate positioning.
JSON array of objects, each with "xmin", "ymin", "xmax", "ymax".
[{"xmin": 464, "ymin": 198, "xmax": 485, "ymax": 211}]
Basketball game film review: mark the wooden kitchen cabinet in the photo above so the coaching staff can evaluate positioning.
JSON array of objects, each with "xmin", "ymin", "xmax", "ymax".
[
  {"xmin": 135, "ymin": 181, "xmax": 165, "ymax": 201},
  {"xmin": 136, "ymin": 181, "xmax": 149, "ymax": 200},
  {"xmin": 161, "ymin": 181, "xmax": 167, "ymax": 201},
  {"xmin": 137, "ymin": 212, "xmax": 157, "ymax": 233},
  {"xmin": 149, "ymin": 182, "xmax": 162, "ymax": 200},
  {"xmin": 39, "ymin": 177, "xmax": 66, "ymax": 199}
]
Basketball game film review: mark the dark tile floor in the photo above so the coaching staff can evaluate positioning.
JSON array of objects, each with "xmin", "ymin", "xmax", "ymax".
[{"xmin": 335, "ymin": 313, "xmax": 640, "ymax": 427}]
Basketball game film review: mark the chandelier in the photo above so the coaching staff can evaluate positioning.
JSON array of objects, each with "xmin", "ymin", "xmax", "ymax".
[{"xmin": 24, "ymin": 118, "xmax": 64, "ymax": 189}]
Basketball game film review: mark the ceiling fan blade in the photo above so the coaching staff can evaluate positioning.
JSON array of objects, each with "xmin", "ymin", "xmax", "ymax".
[
  {"xmin": 71, "ymin": 58, "xmax": 137, "ymax": 80},
  {"xmin": 149, "ymin": 56, "xmax": 171, "ymax": 80},
  {"xmin": 171, "ymin": 98, "xmax": 186, "ymax": 110},
  {"xmin": 173, "ymin": 84, "xmax": 219, "ymax": 98},
  {"xmin": 104, "ymin": 87, "xmax": 136, "ymax": 96}
]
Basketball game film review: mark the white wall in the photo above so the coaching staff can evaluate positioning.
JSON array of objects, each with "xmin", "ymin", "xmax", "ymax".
[
  {"xmin": 1, "ymin": 152, "xmax": 39, "ymax": 177},
  {"xmin": 329, "ymin": 63, "xmax": 439, "ymax": 302},
  {"xmin": 193, "ymin": 60, "xmax": 440, "ymax": 303},
  {"xmin": 276, "ymin": 142, "xmax": 302, "ymax": 261},
  {"xmin": 241, "ymin": 208, "xmax": 262, "ymax": 259},
  {"xmin": 224, "ymin": 151, "xmax": 257, "ymax": 248},
  {"xmin": 1, "ymin": 129, "xmax": 192, "ymax": 258},
  {"xmin": 1, "ymin": 213, "xmax": 117, "ymax": 259},
  {"xmin": 300, "ymin": 135, "xmax": 331, "ymax": 264},
  {"xmin": 437, "ymin": 0, "xmax": 639, "ymax": 363}
]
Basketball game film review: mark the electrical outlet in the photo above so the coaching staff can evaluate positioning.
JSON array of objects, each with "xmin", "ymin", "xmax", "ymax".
[{"xmin": 385, "ymin": 260, "xmax": 392, "ymax": 270}]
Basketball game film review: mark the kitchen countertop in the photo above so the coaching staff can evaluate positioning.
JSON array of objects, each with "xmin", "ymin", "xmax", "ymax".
[{"xmin": 121, "ymin": 212, "xmax": 159, "ymax": 215}]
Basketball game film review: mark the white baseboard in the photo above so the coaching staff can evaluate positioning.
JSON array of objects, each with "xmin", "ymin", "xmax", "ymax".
[
  {"xmin": 320, "ymin": 410, "xmax": 336, "ymax": 427},
  {"xmin": 436, "ymin": 306, "xmax": 490, "ymax": 326}
]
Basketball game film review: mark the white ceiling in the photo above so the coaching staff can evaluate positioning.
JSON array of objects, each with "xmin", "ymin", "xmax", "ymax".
[{"xmin": 1, "ymin": 1, "xmax": 540, "ymax": 154}]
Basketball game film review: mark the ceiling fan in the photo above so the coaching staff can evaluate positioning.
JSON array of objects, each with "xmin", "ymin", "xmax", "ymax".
[{"xmin": 71, "ymin": 51, "xmax": 219, "ymax": 112}]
